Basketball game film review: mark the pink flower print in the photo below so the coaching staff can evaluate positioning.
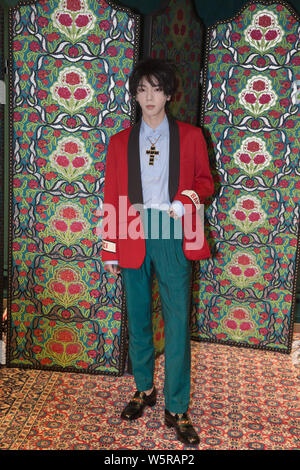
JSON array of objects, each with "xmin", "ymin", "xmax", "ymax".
[
  {"xmin": 259, "ymin": 94, "xmax": 271, "ymax": 104},
  {"xmin": 253, "ymin": 154, "xmax": 266, "ymax": 164},
  {"xmin": 107, "ymin": 46, "xmax": 118, "ymax": 57},
  {"xmin": 248, "ymin": 212, "xmax": 261, "ymax": 222},
  {"xmin": 54, "ymin": 220, "xmax": 68, "ymax": 232},
  {"xmin": 247, "ymin": 141, "xmax": 260, "ymax": 152},
  {"xmin": 58, "ymin": 87, "xmax": 71, "ymax": 99},
  {"xmin": 240, "ymin": 322, "xmax": 252, "ymax": 331},
  {"xmin": 66, "ymin": 0, "xmax": 82, "ymax": 11},
  {"xmin": 258, "ymin": 14, "xmax": 272, "ymax": 27},
  {"xmin": 75, "ymin": 15, "xmax": 90, "ymax": 28},
  {"xmin": 237, "ymin": 254, "xmax": 250, "ymax": 265},
  {"xmin": 56, "ymin": 155, "xmax": 70, "ymax": 168},
  {"xmin": 64, "ymin": 142, "xmax": 79, "ymax": 154},
  {"xmin": 226, "ymin": 320, "xmax": 238, "ymax": 330},
  {"xmin": 244, "ymin": 268, "xmax": 256, "ymax": 277},
  {"xmin": 58, "ymin": 269, "xmax": 77, "ymax": 282},
  {"xmin": 230, "ymin": 266, "xmax": 242, "ymax": 276},
  {"xmin": 100, "ymin": 20, "xmax": 110, "ymax": 31},
  {"xmin": 59, "ymin": 13, "xmax": 73, "ymax": 27},
  {"xmin": 74, "ymin": 88, "xmax": 88, "ymax": 100},
  {"xmin": 265, "ymin": 30, "xmax": 278, "ymax": 41},
  {"xmin": 239, "ymin": 153, "xmax": 251, "ymax": 164},
  {"xmin": 52, "ymin": 282, "xmax": 66, "ymax": 294},
  {"xmin": 70, "ymin": 221, "xmax": 84, "ymax": 233},
  {"xmin": 235, "ymin": 211, "xmax": 246, "ymax": 221},
  {"xmin": 65, "ymin": 72, "xmax": 81, "ymax": 86},
  {"xmin": 68, "ymin": 283, "xmax": 83, "ymax": 295},
  {"xmin": 244, "ymin": 93, "xmax": 256, "ymax": 104},
  {"xmin": 233, "ymin": 309, "xmax": 247, "ymax": 320},
  {"xmin": 252, "ymin": 80, "xmax": 266, "ymax": 92},
  {"xmin": 250, "ymin": 29, "xmax": 263, "ymax": 40},
  {"xmin": 242, "ymin": 199, "xmax": 255, "ymax": 210},
  {"xmin": 61, "ymin": 207, "xmax": 77, "ymax": 220},
  {"xmin": 72, "ymin": 157, "xmax": 85, "ymax": 168}
]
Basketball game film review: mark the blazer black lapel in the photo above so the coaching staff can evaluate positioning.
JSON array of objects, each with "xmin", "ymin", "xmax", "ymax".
[
  {"xmin": 168, "ymin": 115, "xmax": 180, "ymax": 202},
  {"xmin": 127, "ymin": 119, "xmax": 143, "ymax": 206}
]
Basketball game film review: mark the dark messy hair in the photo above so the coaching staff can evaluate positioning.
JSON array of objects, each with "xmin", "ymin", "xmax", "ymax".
[{"xmin": 129, "ymin": 58, "xmax": 178, "ymax": 99}]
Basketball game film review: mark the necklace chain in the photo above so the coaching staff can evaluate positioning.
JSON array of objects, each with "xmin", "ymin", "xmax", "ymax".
[{"xmin": 147, "ymin": 135, "xmax": 161, "ymax": 146}]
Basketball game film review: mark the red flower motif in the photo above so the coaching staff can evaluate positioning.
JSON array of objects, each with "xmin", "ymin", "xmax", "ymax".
[
  {"xmin": 253, "ymin": 154, "xmax": 266, "ymax": 164},
  {"xmin": 52, "ymin": 282, "xmax": 66, "ymax": 294},
  {"xmin": 67, "ymin": 0, "xmax": 82, "ymax": 11},
  {"xmin": 67, "ymin": 282, "xmax": 82, "ymax": 295},
  {"xmin": 248, "ymin": 212, "xmax": 261, "ymax": 222},
  {"xmin": 247, "ymin": 141, "xmax": 260, "ymax": 152},
  {"xmin": 59, "ymin": 13, "xmax": 73, "ymax": 27},
  {"xmin": 237, "ymin": 254, "xmax": 250, "ymax": 265},
  {"xmin": 259, "ymin": 94, "xmax": 271, "ymax": 104},
  {"xmin": 72, "ymin": 157, "xmax": 85, "ymax": 168},
  {"xmin": 235, "ymin": 211, "xmax": 246, "ymax": 221},
  {"xmin": 58, "ymin": 87, "xmax": 72, "ymax": 99},
  {"xmin": 75, "ymin": 15, "xmax": 90, "ymax": 28},
  {"xmin": 232, "ymin": 309, "xmax": 247, "ymax": 320},
  {"xmin": 230, "ymin": 266, "xmax": 242, "ymax": 276},
  {"xmin": 244, "ymin": 268, "xmax": 256, "ymax": 277},
  {"xmin": 252, "ymin": 80, "xmax": 266, "ymax": 91},
  {"xmin": 56, "ymin": 155, "xmax": 70, "ymax": 167},
  {"xmin": 242, "ymin": 199, "xmax": 255, "ymax": 210},
  {"xmin": 54, "ymin": 220, "xmax": 68, "ymax": 232},
  {"xmin": 61, "ymin": 207, "xmax": 77, "ymax": 219},
  {"xmin": 250, "ymin": 29, "xmax": 263, "ymax": 40},
  {"xmin": 64, "ymin": 142, "xmax": 79, "ymax": 154},
  {"xmin": 65, "ymin": 72, "xmax": 81, "ymax": 86},
  {"xmin": 239, "ymin": 153, "xmax": 251, "ymax": 163},
  {"xmin": 258, "ymin": 15, "xmax": 272, "ymax": 27},
  {"xmin": 70, "ymin": 222, "xmax": 84, "ymax": 233},
  {"xmin": 240, "ymin": 322, "xmax": 252, "ymax": 331},
  {"xmin": 265, "ymin": 30, "xmax": 278, "ymax": 41},
  {"xmin": 244, "ymin": 93, "xmax": 256, "ymax": 104},
  {"xmin": 56, "ymin": 329, "xmax": 74, "ymax": 342},
  {"xmin": 74, "ymin": 88, "xmax": 88, "ymax": 100}
]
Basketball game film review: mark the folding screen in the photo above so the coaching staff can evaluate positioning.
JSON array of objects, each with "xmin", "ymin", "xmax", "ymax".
[
  {"xmin": 0, "ymin": 4, "xmax": 4, "ymax": 349},
  {"xmin": 149, "ymin": 0, "xmax": 203, "ymax": 125},
  {"xmin": 195, "ymin": 0, "xmax": 300, "ymax": 352},
  {"xmin": 146, "ymin": 0, "xmax": 204, "ymax": 353},
  {"xmin": 7, "ymin": 0, "xmax": 140, "ymax": 374}
]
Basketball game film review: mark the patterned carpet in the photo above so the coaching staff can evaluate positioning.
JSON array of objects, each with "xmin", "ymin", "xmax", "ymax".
[{"xmin": 0, "ymin": 335, "xmax": 299, "ymax": 451}]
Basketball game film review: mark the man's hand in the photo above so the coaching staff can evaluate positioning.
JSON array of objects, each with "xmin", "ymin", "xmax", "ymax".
[{"xmin": 104, "ymin": 263, "xmax": 121, "ymax": 275}]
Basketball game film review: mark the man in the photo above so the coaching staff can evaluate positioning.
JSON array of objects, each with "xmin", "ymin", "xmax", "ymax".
[{"xmin": 101, "ymin": 58, "xmax": 214, "ymax": 446}]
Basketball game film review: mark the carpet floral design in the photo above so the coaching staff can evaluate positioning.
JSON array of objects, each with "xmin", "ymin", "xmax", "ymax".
[{"xmin": 0, "ymin": 339, "xmax": 299, "ymax": 450}]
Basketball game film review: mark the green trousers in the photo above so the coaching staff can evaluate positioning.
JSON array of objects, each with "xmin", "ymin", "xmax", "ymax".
[{"xmin": 122, "ymin": 209, "xmax": 192, "ymax": 413}]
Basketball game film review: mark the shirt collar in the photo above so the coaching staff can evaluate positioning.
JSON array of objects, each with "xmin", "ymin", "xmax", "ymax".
[{"xmin": 140, "ymin": 114, "xmax": 169, "ymax": 139}]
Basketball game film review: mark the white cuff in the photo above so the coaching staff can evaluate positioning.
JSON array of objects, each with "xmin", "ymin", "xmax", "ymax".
[{"xmin": 170, "ymin": 200, "xmax": 185, "ymax": 218}]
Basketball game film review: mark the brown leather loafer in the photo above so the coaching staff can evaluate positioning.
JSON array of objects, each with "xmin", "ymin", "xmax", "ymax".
[
  {"xmin": 165, "ymin": 409, "xmax": 200, "ymax": 446},
  {"xmin": 121, "ymin": 387, "xmax": 157, "ymax": 420}
]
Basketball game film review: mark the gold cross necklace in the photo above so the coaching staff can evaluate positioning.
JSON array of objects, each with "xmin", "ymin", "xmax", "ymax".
[{"xmin": 146, "ymin": 135, "xmax": 161, "ymax": 166}]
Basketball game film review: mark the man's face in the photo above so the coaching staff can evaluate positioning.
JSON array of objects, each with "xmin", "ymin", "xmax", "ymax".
[{"xmin": 135, "ymin": 76, "xmax": 171, "ymax": 122}]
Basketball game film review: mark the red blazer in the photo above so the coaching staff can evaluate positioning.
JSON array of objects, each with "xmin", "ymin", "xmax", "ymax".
[{"xmin": 101, "ymin": 115, "xmax": 214, "ymax": 269}]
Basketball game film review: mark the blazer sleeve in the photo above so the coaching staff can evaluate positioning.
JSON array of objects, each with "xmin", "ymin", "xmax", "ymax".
[
  {"xmin": 101, "ymin": 135, "xmax": 119, "ymax": 263},
  {"xmin": 173, "ymin": 127, "xmax": 214, "ymax": 214}
]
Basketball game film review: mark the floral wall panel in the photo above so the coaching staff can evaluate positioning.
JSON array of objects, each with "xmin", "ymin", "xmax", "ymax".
[
  {"xmin": 0, "ymin": 4, "xmax": 4, "ymax": 342},
  {"xmin": 194, "ymin": 1, "xmax": 299, "ymax": 352},
  {"xmin": 150, "ymin": 0, "xmax": 203, "ymax": 125},
  {"xmin": 7, "ymin": 0, "xmax": 140, "ymax": 374}
]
